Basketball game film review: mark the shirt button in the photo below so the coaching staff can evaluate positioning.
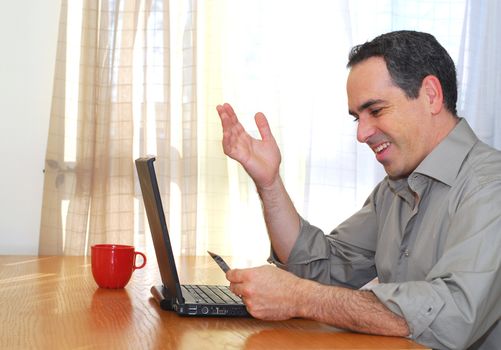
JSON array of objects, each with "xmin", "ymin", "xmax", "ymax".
[{"xmin": 404, "ymin": 249, "xmax": 410, "ymax": 257}]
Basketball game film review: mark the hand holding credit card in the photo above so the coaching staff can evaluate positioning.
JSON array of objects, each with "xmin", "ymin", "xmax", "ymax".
[{"xmin": 208, "ymin": 251, "xmax": 231, "ymax": 273}]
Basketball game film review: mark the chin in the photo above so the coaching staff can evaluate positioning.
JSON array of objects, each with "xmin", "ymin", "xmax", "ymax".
[
  {"xmin": 387, "ymin": 174, "xmax": 408, "ymax": 180},
  {"xmin": 384, "ymin": 167, "xmax": 411, "ymax": 180}
]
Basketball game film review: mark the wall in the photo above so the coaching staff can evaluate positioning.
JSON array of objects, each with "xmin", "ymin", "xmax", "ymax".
[{"xmin": 0, "ymin": 1, "xmax": 61, "ymax": 254}]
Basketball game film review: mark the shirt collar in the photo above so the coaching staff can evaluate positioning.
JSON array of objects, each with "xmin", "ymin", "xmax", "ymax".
[{"xmin": 413, "ymin": 118, "xmax": 478, "ymax": 186}]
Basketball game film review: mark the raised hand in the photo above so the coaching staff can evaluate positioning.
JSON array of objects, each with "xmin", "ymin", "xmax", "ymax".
[{"xmin": 216, "ymin": 103, "xmax": 281, "ymax": 189}]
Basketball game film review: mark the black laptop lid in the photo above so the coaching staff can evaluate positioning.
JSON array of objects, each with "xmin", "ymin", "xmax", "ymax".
[{"xmin": 135, "ymin": 156, "xmax": 184, "ymax": 303}]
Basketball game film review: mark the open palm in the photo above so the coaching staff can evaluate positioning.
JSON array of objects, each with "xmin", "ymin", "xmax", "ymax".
[{"xmin": 216, "ymin": 103, "xmax": 281, "ymax": 189}]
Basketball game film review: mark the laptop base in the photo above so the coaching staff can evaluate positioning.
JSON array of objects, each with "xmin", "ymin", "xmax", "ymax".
[{"xmin": 151, "ymin": 284, "xmax": 250, "ymax": 317}]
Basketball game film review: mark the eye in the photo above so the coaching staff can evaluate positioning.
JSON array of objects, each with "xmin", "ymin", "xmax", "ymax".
[
  {"xmin": 370, "ymin": 108, "xmax": 382, "ymax": 117},
  {"xmin": 352, "ymin": 116, "xmax": 360, "ymax": 123}
]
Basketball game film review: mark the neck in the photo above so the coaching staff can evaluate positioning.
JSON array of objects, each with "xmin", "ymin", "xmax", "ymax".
[{"xmin": 431, "ymin": 112, "xmax": 459, "ymax": 147}]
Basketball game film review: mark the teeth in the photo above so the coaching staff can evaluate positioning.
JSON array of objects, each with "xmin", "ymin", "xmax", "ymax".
[{"xmin": 374, "ymin": 142, "xmax": 390, "ymax": 153}]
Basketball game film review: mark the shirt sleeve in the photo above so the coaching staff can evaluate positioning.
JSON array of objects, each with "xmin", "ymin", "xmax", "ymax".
[
  {"xmin": 371, "ymin": 180, "xmax": 501, "ymax": 350},
  {"xmin": 268, "ymin": 191, "xmax": 380, "ymax": 289}
]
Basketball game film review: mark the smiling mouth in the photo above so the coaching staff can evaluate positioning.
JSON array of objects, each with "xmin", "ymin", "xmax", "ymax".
[{"xmin": 373, "ymin": 142, "xmax": 391, "ymax": 154}]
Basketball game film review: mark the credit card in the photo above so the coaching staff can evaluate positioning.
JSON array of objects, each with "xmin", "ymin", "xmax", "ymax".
[{"xmin": 207, "ymin": 250, "xmax": 231, "ymax": 273}]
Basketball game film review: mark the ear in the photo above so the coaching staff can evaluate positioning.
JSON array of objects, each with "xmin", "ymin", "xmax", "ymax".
[{"xmin": 422, "ymin": 75, "xmax": 443, "ymax": 115}]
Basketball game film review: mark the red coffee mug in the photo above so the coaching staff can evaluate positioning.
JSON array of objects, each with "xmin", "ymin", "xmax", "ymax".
[{"xmin": 91, "ymin": 244, "xmax": 146, "ymax": 289}]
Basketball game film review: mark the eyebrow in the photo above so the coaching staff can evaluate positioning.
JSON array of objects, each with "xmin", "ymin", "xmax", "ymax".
[{"xmin": 348, "ymin": 99, "xmax": 386, "ymax": 117}]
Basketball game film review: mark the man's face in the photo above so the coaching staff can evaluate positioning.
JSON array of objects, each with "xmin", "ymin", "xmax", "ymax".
[{"xmin": 347, "ymin": 57, "xmax": 435, "ymax": 179}]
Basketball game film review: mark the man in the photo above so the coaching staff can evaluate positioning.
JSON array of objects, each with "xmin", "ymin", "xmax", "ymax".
[{"xmin": 216, "ymin": 31, "xmax": 500, "ymax": 350}]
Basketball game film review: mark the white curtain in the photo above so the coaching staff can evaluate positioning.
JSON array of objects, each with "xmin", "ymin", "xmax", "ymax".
[
  {"xmin": 43, "ymin": 0, "xmax": 501, "ymax": 260},
  {"xmin": 201, "ymin": 1, "xmax": 358, "ymax": 262},
  {"xmin": 208, "ymin": 0, "xmax": 468, "ymax": 262},
  {"xmin": 39, "ymin": 0, "xmax": 199, "ymax": 256},
  {"xmin": 457, "ymin": 0, "xmax": 501, "ymax": 149}
]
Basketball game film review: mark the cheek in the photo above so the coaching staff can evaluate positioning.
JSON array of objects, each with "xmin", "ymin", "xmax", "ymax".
[{"xmin": 391, "ymin": 113, "xmax": 425, "ymax": 149}]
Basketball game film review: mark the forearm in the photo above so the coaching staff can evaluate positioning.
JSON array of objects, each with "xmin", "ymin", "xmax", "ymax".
[
  {"xmin": 257, "ymin": 176, "xmax": 301, "ymax": 264},
  {"xmin": 297, "ymin": 279, "xmax": 410, "ymax": 337}
]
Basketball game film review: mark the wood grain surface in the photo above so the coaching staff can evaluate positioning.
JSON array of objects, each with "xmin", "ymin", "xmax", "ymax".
[{"xmin": 0, "ymin": 255, "xmax": 428, "ymax": 349}]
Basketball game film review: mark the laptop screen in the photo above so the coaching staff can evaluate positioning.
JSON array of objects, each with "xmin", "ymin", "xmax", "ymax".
[{"xmin": 135, "ymin": 156, "xmax": 184, "ymax": 303}]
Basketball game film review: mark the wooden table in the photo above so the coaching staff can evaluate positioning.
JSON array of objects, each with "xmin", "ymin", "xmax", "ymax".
[{"xmin": 0, "ymin": 255, "xmax": 428, "ymax": 349}]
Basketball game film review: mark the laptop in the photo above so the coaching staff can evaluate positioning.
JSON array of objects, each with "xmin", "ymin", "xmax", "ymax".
[{"xmin": 135, "ymin": 156, "xmax": 250, "ymax": 317}]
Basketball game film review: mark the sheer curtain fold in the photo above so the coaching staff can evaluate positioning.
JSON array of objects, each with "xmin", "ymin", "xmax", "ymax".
[
  {"xmin": 40, "ymin": 0, "xmax": 498, "ymax": 258},
  {"xmin": 457, "ymin": 0, "xmax": 501, "ymax": 149},
  {"xmin": 40, "ymin": 0, "xmax": 174, "ymax": 255}
]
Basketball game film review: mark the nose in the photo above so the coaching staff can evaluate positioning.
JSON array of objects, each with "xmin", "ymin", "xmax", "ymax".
[{"xmin": 356, "ymin": 116, "xmax": 376, "ymax": 143}]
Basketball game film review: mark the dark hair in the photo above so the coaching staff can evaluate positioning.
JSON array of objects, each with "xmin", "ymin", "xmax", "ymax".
[{"xmin": 347, "ymin": 30, "xmax": 457, "ymax": 116}]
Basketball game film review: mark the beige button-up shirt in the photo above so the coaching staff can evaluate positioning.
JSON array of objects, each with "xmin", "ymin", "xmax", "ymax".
[{"xmin": 271, "ymin": 119, "xmax": 500, "ymax": 350}]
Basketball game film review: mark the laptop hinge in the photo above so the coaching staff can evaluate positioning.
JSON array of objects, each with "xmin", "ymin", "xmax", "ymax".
[{"xmin": 151, "ymin": 285, "xmax": 178, "ymax": 311}]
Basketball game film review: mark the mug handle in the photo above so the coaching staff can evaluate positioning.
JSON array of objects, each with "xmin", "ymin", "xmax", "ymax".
[{"xmin": 133, "ymin": 251, "xmax": 147, "ymax": 270}]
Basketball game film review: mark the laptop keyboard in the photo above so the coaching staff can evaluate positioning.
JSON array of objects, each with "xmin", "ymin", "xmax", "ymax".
[{"xmin": 184, "ymin": 285, "xmax": 244, "ymax": 305}]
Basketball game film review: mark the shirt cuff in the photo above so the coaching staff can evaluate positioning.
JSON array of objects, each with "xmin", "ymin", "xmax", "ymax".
[
  {"xmin": 370, "ymin": 281, "xmax": 445, "ymax": 338},
  {"xmin": 267, "ymin": 216, "xmax": 328, "ymax": 268},
  {"xmin": 266, "ymin": 246, "xmax": 284, "ymax": 267},
  {"xmin": 267, "ymin": 217, "xmax": 306, "ymax": 269}
]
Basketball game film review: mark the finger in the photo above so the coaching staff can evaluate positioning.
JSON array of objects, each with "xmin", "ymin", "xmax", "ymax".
[
  {"xmin": 229, "ymin": 282, "xmax": 242, "ymax": 297},
  {"xmin": 217, "ymin": 104, "xmax": 233, "ymax": 127},
  {"xmin": 226, "ymin": 268, "xmax": 244, "ymax": 283},
  {"xmin": 223, "ymin": 103, "xmax": 238, "ymax": 121},
  {"xmin": 218, "ymin": 104, "xmax": 246, "ymax": 137},
  {"xmin": 255, "ymin": 112, "xmax": 274, "ymax": 141},
  {"xmin": 217, "ymin": 103, "xmax": 237, "ymax": 124},
  {"xmin": 216, "ymin": 104, "xmax": 225, "ymax": 120}
]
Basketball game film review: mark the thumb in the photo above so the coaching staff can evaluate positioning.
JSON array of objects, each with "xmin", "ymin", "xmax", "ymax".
[{"xmin": 255, "ymin": 112, "xmax": 274, "ymax": 141}]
